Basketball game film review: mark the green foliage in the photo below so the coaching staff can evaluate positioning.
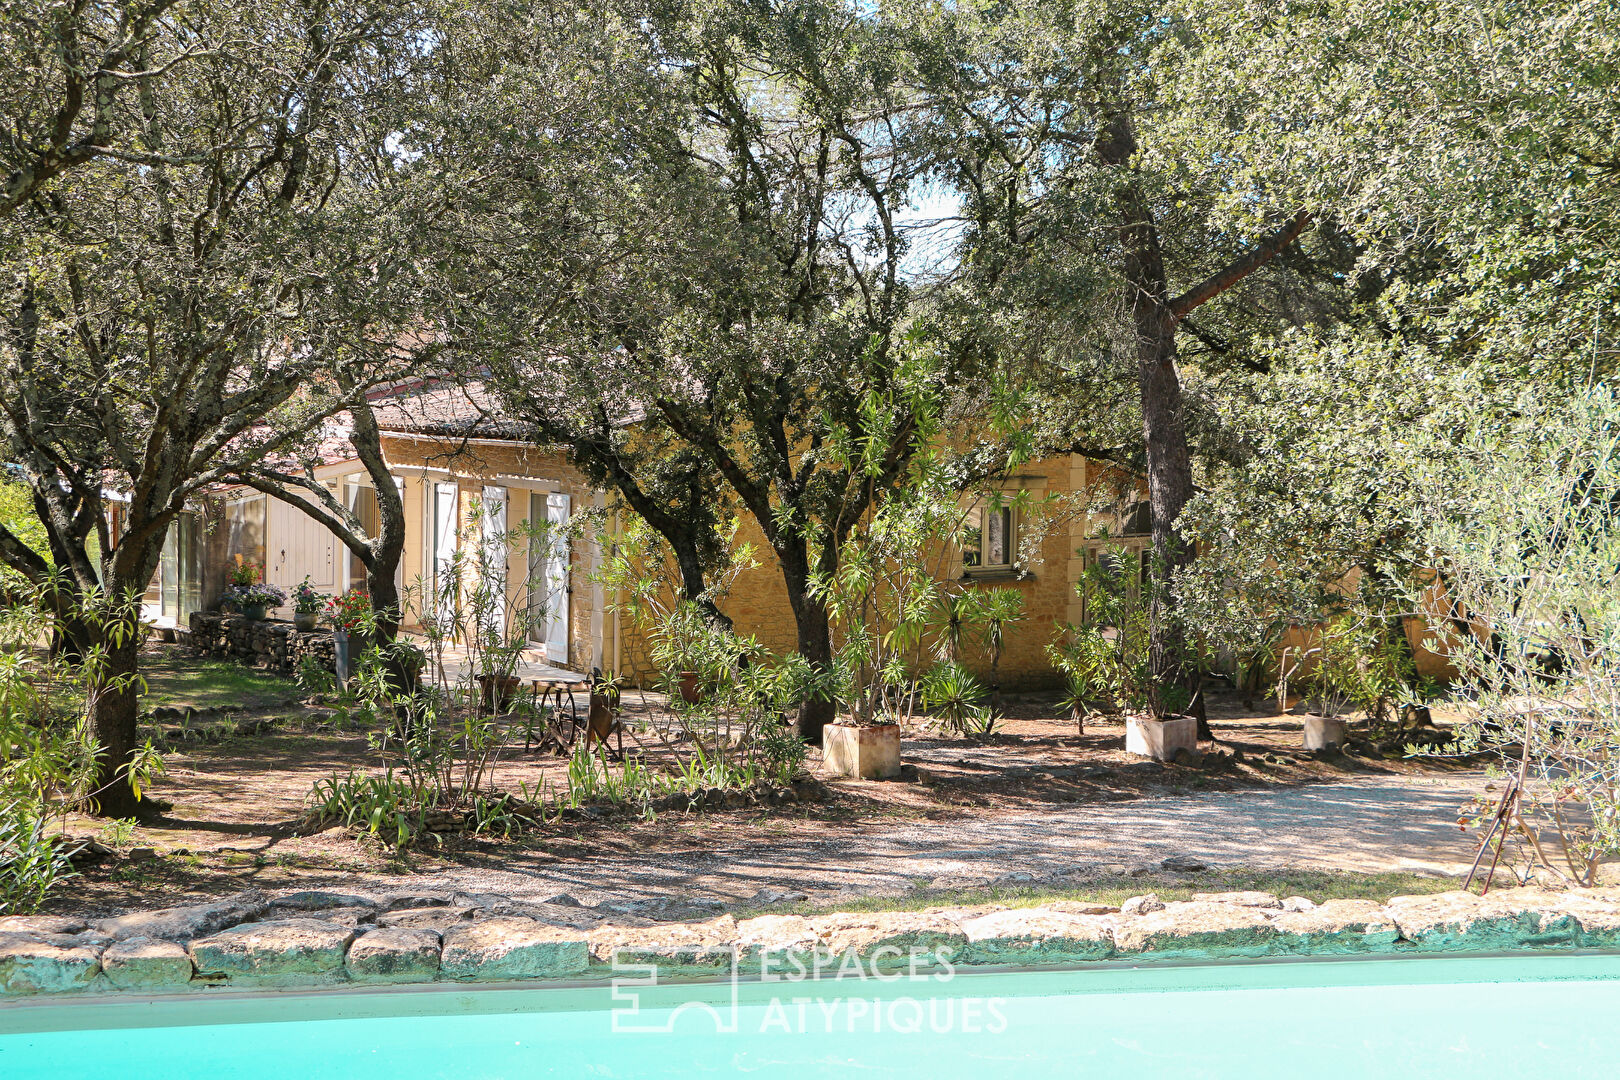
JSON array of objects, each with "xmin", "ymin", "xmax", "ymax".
[
  {"xmin": 1276, "ymin": 615, "xmax": 1414, "ymax": 723},
  {"xmin": 0, "ymin": 798, "xmax": 77, "ymax": 916},
  {"xmin": 919, "ymin": 662, "xmax": 994, "ymax": 739},
  {"xmin": 563, "ymin": 743, "xmax": 656, "ymax": 811},
  {"xmin": 98, "ymin": 817, "xmax": 138, "ymax": 848},
  {"xmin": 294, "ymin": 654, "xmax": 337, "ymax": 696},
  {"xmin": 0, "ymin": 586, "xmax": 139, "ymax": 812},
  {"xmin": 306, "ymin": 509, "xmax": 561, "ymax": 847},
  {"xmin": 601, "ymin": 519, "xmax": 816, "ymax": 786},
  {"xmin": 0, "ymin": 481, "xmax": 50, "ymax": 574},
  {"xmin": 0, "ymin": 585, "xmax": 153, "ymax": 910},
  {"xmin": 1416, "ymin": 389, "xmax": 1620, "ymax": 885},
  {"xmin": 756, "ymin": 720, "xmax": 809, "ymax": 787},
  {"xmin": 307, "ymin": 769, "xmax": 427, "ymax": 852},
  {"xmin": 1048, "ymin": 548, "xmax": 1153, "ymax": 718}
]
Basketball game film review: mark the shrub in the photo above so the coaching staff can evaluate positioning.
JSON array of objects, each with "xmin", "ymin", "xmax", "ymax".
[
  {"xmin": 0, "ymin": 798, "xmax": 78, "ymax": 915},
  {"xmin": 1275, "ymin": 615, "xmax": 1415, "ymax": 723},
  {"xmin": 920, "ymin": 661, "xmax": 995, "ymax": 738},
  {"xmin": 1416, "ymin": 388, "xmax": 1620, "ymax": 886},
  {"xmin": 1047, "ymin": 547, "xmax": 1152, "ymax": 718}
]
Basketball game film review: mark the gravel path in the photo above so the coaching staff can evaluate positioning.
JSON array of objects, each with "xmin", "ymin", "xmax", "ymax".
[{"xmin": 399, "ymin": 772, "xmax": 1488, "ymax": 906}]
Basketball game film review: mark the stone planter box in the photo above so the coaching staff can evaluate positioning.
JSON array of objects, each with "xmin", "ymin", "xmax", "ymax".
[
  {"xmin": 1303, "ymin": 714, "xmax": 1345, "ymax": 751},
  {"xmin": 333, "ymin": 629, "xmax": 372, "ymax": 684},
  {"xmin": 1125, "ymin": 715, "xmax": 1198, "ymax": 761},
  {"xmin": 823, "ymin": 722, "xmax": 901, "ymax": 779}
]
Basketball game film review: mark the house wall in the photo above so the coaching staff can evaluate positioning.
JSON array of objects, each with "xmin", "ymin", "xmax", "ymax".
[
  {"xmin": 378, "ymin": 434, "xmax": 602, "ymax": 673},
  {"xmin": 614, "ymin": 453, "xmax": 1137, "ymax": 692}
]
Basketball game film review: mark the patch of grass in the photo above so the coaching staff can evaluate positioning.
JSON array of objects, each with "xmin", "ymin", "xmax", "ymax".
[
  {"xmin": 140, "ymin": 653, "xmax": 303, "ymax": 711},
  {"xmin": 738, "ymin": 868, "xmax": 1460, "ymax": 919}
]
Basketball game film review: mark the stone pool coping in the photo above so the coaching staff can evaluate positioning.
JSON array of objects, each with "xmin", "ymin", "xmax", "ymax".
[{"xmin": 4, "ymin": 885, "xmax": 1619, "ymax": 998}]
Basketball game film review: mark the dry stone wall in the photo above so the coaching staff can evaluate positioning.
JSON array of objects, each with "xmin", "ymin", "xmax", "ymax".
[{"xmin": 4, "ymin": 886, "xmax": 1619, "ymax": 998}]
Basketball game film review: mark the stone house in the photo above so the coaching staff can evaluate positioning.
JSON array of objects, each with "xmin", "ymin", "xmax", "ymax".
[{"xmin": 163, "ymin": 380, "xmax": 1157, "ymax": 690}]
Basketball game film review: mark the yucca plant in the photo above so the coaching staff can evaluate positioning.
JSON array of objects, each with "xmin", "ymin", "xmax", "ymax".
[{"xmin": 920, "ymin": 661, "xmax": 996, "ymax": 739}]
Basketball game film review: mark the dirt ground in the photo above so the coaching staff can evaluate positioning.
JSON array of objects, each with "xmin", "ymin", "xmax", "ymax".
[{"xmin": 49, "ymin": 649, "xmax": 1491, "ymax": 917}]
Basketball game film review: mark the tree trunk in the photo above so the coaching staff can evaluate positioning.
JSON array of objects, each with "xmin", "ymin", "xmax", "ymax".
[
  {"xmin": 1135, "ymin": 313, "xmax": 1206, "ymax": 734},
  {"xmin": 675, "ymin": 542, "xmax": 731, "ymax": 631},
  {"xmin": 779, "ymin": 543, "xmax": 836, "ymax": 745},
  {"xmin": 47, "ymin": 589, "xmax": 94, "ymax": 663},
  {"xmin": 792, "ymin": 596, "xmax": 836, "ymax": 745},
  {"xmin": 368, "ymin": 565, "xmax": 402, "ymax": 646},
  {"xmin": 89, "ymin": 633, "xmax": 145, "ymax": 818},
  {"xmin": 1100, "ymin": 110, "xmax": 1206, "ymax": 734}
]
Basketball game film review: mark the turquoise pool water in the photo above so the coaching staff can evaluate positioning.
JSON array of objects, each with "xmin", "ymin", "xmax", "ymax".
[{"xmin": 3, "ymin": 954, "xmax": 1619, "ymax": 1078}]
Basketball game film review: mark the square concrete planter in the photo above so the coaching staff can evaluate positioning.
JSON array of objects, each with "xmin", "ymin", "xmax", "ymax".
[
  {"xmin": 823, "ymin": 723, "xmax": 901, "ymax": 779},
  {"xmin": 1125, "ymin": 715, "xmax": 1198, "ymax": 761},
  {"xmin": 1303, "ymin": 714, "xmax": 1345, "ymax": 751}
]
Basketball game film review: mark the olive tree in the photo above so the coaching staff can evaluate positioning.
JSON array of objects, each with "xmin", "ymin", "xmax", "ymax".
[
  {"xmin": 1167, "ymin": 0, "xmax": 1620, "ymax": 681},
  {"xmin": 1, "ymin": 0, "xmax": 203, "ymax": 215},
  {"xmin": 903, "ymin": 0, "xmax": 1326, "ymax": 727},
  {"xmin": 1419, "ymin": 389, "xmax": 1620, "ymax": 886},
  {"xmin": 0, "ymin": 0, "xmax": 429, "ymax": 816},
  {"xmin": 444, "ymin": 0, "xmax": 1000, "ymax": 743}
]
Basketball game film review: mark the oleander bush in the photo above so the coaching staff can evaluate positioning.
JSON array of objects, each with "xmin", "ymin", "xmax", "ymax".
[{"xmin": 0, "ymin": 584, "xmax": 161, "ymax": 912}]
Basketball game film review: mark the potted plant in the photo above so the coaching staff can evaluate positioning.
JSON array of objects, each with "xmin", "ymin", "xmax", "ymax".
[
  {"xmin": 383, "ymin": 638, "xmax": 426, "ymax": 697},
  {"xmin": 326, "ymin": 588, "xmax": 373, "ymax": 683},
  {"xmin": 476, "ymin": 669, "xmax": 523, "ymax": 715},
  {"xmin": 290, "ymin": 576, "xmax": 327, "ymax": 632},
  {"xmin": 222, "ymin": 581, "xmax": 286, "ymax": 621},
  {"xmin": 221, "ymin": 561, "xmax": 264, "ymax": 613},
  {"xmin": 1276, "ymin": 616, "xmax": 1404, "ymax": 751}
]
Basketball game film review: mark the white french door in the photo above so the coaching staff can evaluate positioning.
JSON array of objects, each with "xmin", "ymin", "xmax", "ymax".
[
  {"xmin": 432, "ymin": 482, "xmax": 459, "ymax": 603},
  {"xmin": 480, "ymin": 485, "xmax": 508, "ymax": 632},
  {"xmin": 528, "ymin": 491, "xmax": 570, "ymax": 663}
]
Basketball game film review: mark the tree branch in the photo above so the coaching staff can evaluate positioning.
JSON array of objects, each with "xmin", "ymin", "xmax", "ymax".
[{"xmin": 1169, "ymin": 210, "xmax": 1313, "ymax": 320}]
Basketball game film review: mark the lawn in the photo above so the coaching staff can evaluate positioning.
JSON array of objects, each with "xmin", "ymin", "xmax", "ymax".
[{"xmin": 138, "ymin": 645, "xmax": 305, "ymax": 712}]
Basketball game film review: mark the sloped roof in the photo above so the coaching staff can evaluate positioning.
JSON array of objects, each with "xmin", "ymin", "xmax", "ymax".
[{"xmin": 370, "ymin": 380, "xmax": 537, "ymax": 441}]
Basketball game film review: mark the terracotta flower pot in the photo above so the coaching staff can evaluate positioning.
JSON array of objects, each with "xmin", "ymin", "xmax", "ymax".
[
  {"xmin": 478, "ymin": 674, "xmax": 522, "ymax": 715},
  {"xmin": 677, "ymin": 670, "xmax": 704, "ymax": 704}
]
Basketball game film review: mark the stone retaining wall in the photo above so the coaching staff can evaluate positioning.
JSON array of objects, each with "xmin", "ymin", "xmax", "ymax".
[
  {"xmin": 187, "ymin": 612, "xmax": 337, "ymax": 675},
  {"xmin": 3, "ymin": 886, "xmax": 1619, "ymax": 997}
]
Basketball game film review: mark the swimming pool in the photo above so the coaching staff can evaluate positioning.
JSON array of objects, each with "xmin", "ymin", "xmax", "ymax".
[{"xmin": 3, "ymin": 954, "xmax": 1617, "ymax": 1078}]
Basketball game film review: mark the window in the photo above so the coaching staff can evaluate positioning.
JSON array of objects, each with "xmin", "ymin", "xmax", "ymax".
[
  {"xmin": 432, "ymin": 482, "xmax": 459, "ymax": 599},
  {"xmin": 962, "ymin": 503, "xmax": 1015, "ymax": 571},
  {"xmin": 346, "ymin": 485, "xmax": 381, "ymax": 595},
  {"xmin": 158, "ymin": 512, "xmax": 202, "ymax": 621}
]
